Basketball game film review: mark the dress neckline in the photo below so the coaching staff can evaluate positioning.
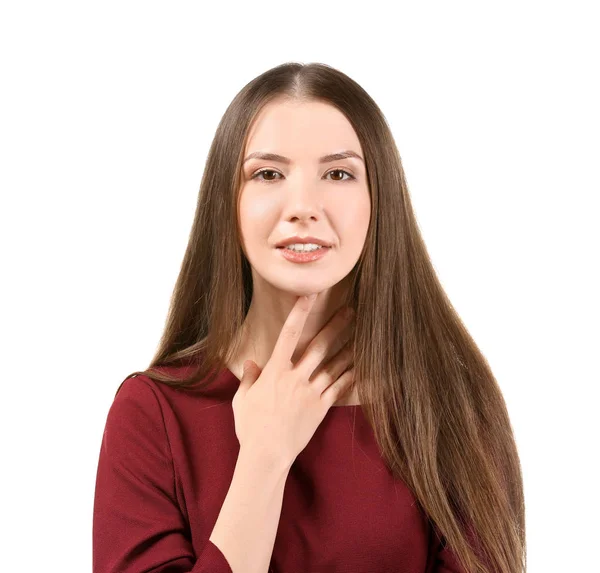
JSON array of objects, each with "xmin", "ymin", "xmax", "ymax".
[{"xmin": 222, "ymin": 367, "xmax": 363, "ymax": 412}]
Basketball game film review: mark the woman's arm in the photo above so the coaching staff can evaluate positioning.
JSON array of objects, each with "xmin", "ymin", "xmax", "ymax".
[
  {"xmin": 93, "ymin": 377, "xmax": 234, "ymax": 572},
  {"xmin": 209, "ymin": 448, "xmax": 291, "ymax": 573}
]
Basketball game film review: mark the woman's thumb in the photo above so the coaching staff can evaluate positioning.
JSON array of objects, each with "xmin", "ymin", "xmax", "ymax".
[{"xmin": 238, "ymin": 359, "xmax": 258, "ymax": 392}]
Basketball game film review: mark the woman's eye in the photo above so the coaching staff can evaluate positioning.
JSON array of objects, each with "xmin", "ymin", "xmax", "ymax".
[
  {"xmin": 250, "ymin": 168, "xmax": 355, "ymax": 184},
  {"xmin": 251, "ymin": 169, "xmax": 281, "ymax": 182}
]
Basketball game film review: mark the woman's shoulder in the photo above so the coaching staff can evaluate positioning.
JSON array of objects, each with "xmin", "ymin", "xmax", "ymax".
[{"xmin": 114, "ymin": 361, "xmax": 237, "ymax": 419}]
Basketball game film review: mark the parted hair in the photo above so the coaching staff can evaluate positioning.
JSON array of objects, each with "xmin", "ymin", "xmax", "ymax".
[{"xmin": 120, "ymin": 61, "xmax": 526, "ymax": 573}]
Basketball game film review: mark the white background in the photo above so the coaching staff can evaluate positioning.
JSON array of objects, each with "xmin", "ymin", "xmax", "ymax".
[{"xmin": 1, "ymin": 1, "xmax": 598, "ymax": 571}]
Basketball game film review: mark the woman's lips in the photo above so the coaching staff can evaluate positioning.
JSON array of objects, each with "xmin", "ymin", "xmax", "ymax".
[{"xmin": 276, "ymin": 246, "xmax": 331, "ymax": 263}]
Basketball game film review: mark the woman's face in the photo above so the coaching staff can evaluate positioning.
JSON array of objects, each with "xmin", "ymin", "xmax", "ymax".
[{"xmin": 238, "ymin": 98, "xmax": 371, "ymax": 298}]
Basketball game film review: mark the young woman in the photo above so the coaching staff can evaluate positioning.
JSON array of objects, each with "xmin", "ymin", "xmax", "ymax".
[{"xmin": 93, "ymin": 62, "xmax": 526, "ymax": 573}]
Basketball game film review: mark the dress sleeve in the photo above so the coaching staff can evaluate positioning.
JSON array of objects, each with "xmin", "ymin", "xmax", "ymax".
[{"xmin": 93, "ymin": 377, "xmax": 233, "ymax": 573}]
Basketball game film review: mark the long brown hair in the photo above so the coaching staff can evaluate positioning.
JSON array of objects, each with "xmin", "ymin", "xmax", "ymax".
[{"xmin": 120, "ymin": 62, "xmax": 526, "ymax": 573}]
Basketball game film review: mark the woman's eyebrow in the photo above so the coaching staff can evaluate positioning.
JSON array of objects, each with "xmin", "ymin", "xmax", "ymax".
[{"xmin": 243, "ymin": 150, "xmax": 364, "ymax": 165}]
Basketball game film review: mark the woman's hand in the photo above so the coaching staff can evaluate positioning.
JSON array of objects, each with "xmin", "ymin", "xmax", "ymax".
[{"xmin": 232, "ymin": 294, "xmax": 356, "ymax": 466}]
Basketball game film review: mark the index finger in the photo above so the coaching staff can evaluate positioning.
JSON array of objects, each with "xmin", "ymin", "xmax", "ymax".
[{"xmin": 270, "ymin": 293, "xmax": 318, "ymax": 367}]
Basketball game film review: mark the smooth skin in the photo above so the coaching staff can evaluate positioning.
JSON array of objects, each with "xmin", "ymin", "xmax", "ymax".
[
  {"xmin": 233, "ymin": 293, "xmax": 356, "ymax": 465},
  {"xmin": 210, "ymin": 97, "xmax": 369, "ymax": 572},
  {"xmin": 210, "ymin": 294, "xmax": 355, "ymax": 573},
  {"xmin": 227, "ymin": 97, "xmax": 371, "ymax": 408}
]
